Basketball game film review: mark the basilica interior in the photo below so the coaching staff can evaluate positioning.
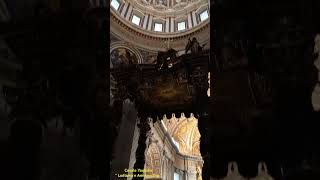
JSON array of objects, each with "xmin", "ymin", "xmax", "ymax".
[
  {"xmin": 110, "ymin": 0, "xmax": 210, "ymax": 179},
  {"xmin": 110, "ymin": 0, "xmax": 320, "ymax": 179},
  {"xmin": 1, "ymin": 0, "xmax": 320, "ymax": 180}
]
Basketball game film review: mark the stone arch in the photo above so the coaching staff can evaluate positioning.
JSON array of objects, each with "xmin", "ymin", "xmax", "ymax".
[
  {"xmin": 171, "ymin": 119, "xmax": 187, "ymax": 139},
  {"xmin": 110, "ymin": 41, "xmax": 143, "ymax": 68},
  {"xmin": 160, "ymin": 113, "xmax": 201, "ymax": 156}
]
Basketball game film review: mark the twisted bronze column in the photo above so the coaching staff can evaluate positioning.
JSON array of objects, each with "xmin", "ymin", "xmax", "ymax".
[
  {"xmin": 191, "ymin": 65, "xmax": 210, "ymax": 179},
  {"xmin": 132, "ymin": 111, "xmax": 150, "ymax": 179}
]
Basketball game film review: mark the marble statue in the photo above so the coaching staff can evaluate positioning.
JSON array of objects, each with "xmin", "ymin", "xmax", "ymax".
[
  {"xmin": 185, "ymin": 37, "xmax": 206, "ymax": 54},
  {"xmin": 191, "ymin": 37, "xmax": 201, "ymax": 54},
  {"xmin": 190, "ymin": 37, "xmax": 200, "ymax": 54}
]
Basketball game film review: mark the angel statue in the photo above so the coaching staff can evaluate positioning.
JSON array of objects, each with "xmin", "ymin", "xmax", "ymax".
[{"xmin": 185, "ymin": 37, "xmax": 206, "ymax": 54}]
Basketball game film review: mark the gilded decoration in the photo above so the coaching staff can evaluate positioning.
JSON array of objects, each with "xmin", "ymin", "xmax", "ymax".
[
  {"xmin": 136, "ymin": 0, "xmax": 201, "ymax": 11},
  {"xmin": 161, "ymin": 114, "xmax": 201, "ymax": 157},
  {"xmin": 145, "ymin": 143, "xmax": 161, "ymax": 176}
]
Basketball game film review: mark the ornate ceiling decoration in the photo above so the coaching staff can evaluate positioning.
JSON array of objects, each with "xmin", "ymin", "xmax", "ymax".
[
  {"xmin": 110, "ymin": 0, "xmax": 210, "ymax": 51},
  {"xmin": 133, "ymin": 0, "xmax": 205, "ymax": 13},
  {"xmin": 161, "ymin": 113, "xmax": 201, "ymax": 157},
  {"xmin": 110, "ymin": 20, "xmax": 209, "ymax": 51}
]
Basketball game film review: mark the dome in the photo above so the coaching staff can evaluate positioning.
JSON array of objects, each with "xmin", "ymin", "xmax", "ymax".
[{"xmin": 110, "ymin": 0, "xmax": 210, "ymax": 51}]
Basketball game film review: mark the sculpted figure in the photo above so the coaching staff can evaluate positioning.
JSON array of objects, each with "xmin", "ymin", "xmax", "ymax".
[
  {"xmin": 191, "ymin": 37, "xmax": 200, "ymax": 54},
  {"xmin": 185, "ymin": 37, "xmax": 205, "ymax": 54}
]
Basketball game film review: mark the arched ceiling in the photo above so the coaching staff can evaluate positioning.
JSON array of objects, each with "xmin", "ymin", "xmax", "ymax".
[{"xmin": 161, "ymin": 113, "xmax": 201, "ymax": 157}]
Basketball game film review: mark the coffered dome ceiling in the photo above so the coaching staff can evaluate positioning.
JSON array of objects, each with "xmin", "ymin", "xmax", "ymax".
[{"xmin": 110, "ymin": 0, "xmax": 210, "ymax": 51}]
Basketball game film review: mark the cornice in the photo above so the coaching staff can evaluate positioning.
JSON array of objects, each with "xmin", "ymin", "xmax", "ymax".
[
  {"xmin": 110, "ymin": 11, "xmax": 210, "ymax": 51},
  {"xmin": 111, "ymin": 10, "xmax": 209, "ymax": 39}
]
